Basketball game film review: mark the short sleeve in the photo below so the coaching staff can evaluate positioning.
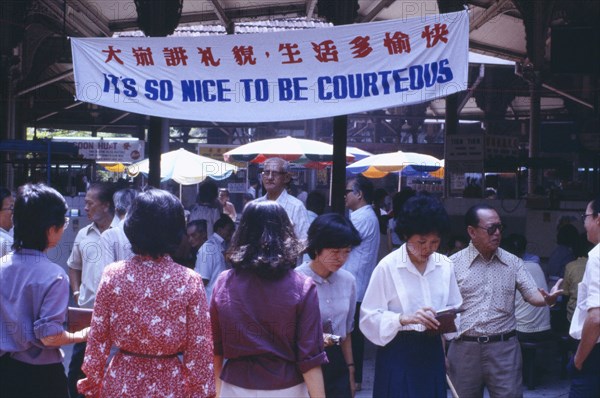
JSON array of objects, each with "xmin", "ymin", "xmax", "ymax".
[
  {"xmin": 33, "ymin": 274, "xmax": 69, "ymax": 340},
  {"xmin": 67, "ymin": 229, "xmax": 85, "ymax": 270},
  {"xmin": 296, "ymin": 278, "xmax": 328, "ymax": 373},
  {"xmin": 209, "ymin": 273, "xmax": 225, "ymax": 356},
  {"xmin": 516, "ymin": 259, "xmax": 538, "ymax": 301}
]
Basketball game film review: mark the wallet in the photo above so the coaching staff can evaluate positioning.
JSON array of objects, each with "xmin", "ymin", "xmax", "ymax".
[
  {"xmin": 425, "ymin": 308, "xmax": 458, "ymax": 335},
  {"xmin": 66, "ymin": 307, "xmax": 93, "ymax": 332}
]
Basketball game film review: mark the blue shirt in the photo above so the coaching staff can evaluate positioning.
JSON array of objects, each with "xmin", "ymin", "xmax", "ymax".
[
  {"xmin": 343, "ymin": 205, "xmax": 380, "ymax": 302},
  {"xmin": 0, "ymin": 249, "xmax": 69, "ymax": 365},
  {"xmin": 195, "ymin": 232, "xmax": 228, "ymax": 300},
  {"xmin": 296, "ymin": 262, "xmax": 356, "ymax": 338}
]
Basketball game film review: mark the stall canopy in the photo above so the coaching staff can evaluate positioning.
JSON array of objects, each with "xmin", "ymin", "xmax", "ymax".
[
  {"xmin": 129, "ymin": 148, "xmax": 238, "ymax": 185},
  {"xmin": 347, "ymin": 151, "xmax": 443, "ymax": 178},
  {"xmin": 223, "ymin": 136, "xmax": 354, "ymax": 168}
]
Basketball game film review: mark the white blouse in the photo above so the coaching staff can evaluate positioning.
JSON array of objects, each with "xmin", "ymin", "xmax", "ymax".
[{"xmin": 359, "ymin": 244, "xmax": 463, "ymax": 346}]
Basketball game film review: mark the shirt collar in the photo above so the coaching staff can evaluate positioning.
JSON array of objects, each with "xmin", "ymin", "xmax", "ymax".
[
  {"xmin": 86, "ymin": 216, "xmax": 119, "ymax": 235},
  {"xmin": 351, "ymin": 204, "xmax": 373, "ymax": 216},
  {"xmin": 301, "ymin": 262, "xmax": 334, "ymax": 284},
  {"xmin": 211, "ymin": 232, "xmax": 225, "ymax": 245},
  {"xmin": 262, "ymin": 189, "xmax": 288, "ymax": 203},
  {"xmin": 465, "ymin": 242, "xmax": 510, "ymax": 266},
  {"xmin": 395, "ymin": 244, "xmax": 445, "ymax": 275}
]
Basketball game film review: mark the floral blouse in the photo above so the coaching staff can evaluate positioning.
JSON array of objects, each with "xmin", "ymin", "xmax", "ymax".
[{"xmin": 78, "ymin": 255, "xmax": 215, "ymax": 398}]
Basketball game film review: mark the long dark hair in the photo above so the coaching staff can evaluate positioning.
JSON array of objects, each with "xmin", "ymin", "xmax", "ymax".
[{"xmin": 227, "ymin": 201, "xmax": 302, "ymax": 279}]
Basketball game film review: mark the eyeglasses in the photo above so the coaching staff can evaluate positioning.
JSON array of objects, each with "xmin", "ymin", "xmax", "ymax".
[
  {"xmin": 476, "ymin": 223, "xmax": 505, "ymax": 235},
  {"xmin": 581, "ymin": 213, "xmax": 594, "ymax": 221},
  {"xmin": 345, "ymin": 189, "xmax": 355, "ymax": 195},
  {"xmin": 261, "ymin": 170, "xmax": 286, "ymax": 178},
  {"xmin": 0, "ymin": 206, "xmax": 14, "ymax": 212}
]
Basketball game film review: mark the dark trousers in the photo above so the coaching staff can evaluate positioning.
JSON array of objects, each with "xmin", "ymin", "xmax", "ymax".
[
  {"xmin": 569, "ymin": 343, "xmax": 600, "ymax": 398},
  {"xmin": 323, "ymin": 345, "xmax": 352, "ymax": 398},
  {"xmin": 0, "ymin": 354, "xmax": 68, "ymax": 398},
  {"xmin": 68, "ymin": 342, "xmax": 87, "ymax": 398},
  {"xmin": 351, "ymin": 302, "xmax": 365, "ymax": 384}
]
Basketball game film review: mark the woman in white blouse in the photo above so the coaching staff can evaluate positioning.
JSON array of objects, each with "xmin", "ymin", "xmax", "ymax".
[{"xmin": 360, "ymin": 192, "xmax": 462, "ymax": 397}]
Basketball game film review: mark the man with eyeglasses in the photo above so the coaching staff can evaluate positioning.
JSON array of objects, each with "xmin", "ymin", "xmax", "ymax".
[
  {"xmin": 447, "ymin": 204, "xmax": 563, "ymax": 398},
  {"xmin": 0, "ymin": 187, "xmax": 14, "ymax": 257},
  {"xmin": 253, "ymin": 157, "xmax": 309, "ymax": 240},
  {"xmin": 343, "ymin": 175, "xmax": 380, "ymax": 392}
]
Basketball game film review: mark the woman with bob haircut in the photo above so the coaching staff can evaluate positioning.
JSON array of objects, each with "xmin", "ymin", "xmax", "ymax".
[
  {"xmin": 360, "ymin": 192, "xmax": 463, "ymax": 397},
  {"xmin": 0, "ymin": 183, "xmax": 88, "ymax": 398},
  {"xmin": 297, "ymin": 213, "xmax": 362, "ymax": 398},
  {"xmin": 210, "ymin": 201, "xmax": 328, "ymax": 397},
  {"xmin": 78, "ymin": 189, "xmax": 215, "ymax": 398}
]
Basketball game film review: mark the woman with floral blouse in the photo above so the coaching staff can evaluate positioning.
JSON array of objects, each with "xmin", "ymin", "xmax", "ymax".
[{"xmin": 78, "ymin": 189, "xmax": 215, "ymax": 398}]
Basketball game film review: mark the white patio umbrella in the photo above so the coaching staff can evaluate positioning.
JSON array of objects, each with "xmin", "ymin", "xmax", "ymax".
[
  {"xmin": 223, "ymin": 136, "xmax": 354, "ymax": 168},
  {"xmin": 347, "ymin": 151, "xmax": 443, "ymax": 179},
  {"xmin": 346, "ymin": 146, "xmax": 373, "ymax": 161},
  {"xmin": 128, "ymin": 148, "xmax": 238, "ymax": 185}
]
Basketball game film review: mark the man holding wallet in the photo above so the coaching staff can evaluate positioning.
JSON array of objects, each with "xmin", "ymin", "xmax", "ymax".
[{"xmin": 448, "ymin": 204, "xmax": 563, "ymax": 398}]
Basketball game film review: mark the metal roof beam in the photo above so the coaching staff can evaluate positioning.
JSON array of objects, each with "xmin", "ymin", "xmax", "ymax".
[
  {"xmin": 470, "ymin": 0, "xmax": 516, "ymax": 31},
  {"xmin": 17, "ymin": 69, "xmax": 73, "ymax": 97},
  {"xmin": 357, "ymin": 0, "xmax": 395, "ymax": 23},
  {"xmin": 209, "ymin": 0, "xmax": 233, "ymax": 33},
  {"xmin": 35, "ymin": 101, "xmax": 83, "ymax": 122},
  {"xmin": 110, "ymin": 4, "xmax": 306, "ymax": 31},
  {"xmin": 306, "ymin": 0, "xmax": 318, "ymax": 19}
]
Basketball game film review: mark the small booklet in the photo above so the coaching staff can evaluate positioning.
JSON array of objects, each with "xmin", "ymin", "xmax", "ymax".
[
  {"xmin": 66, "ymin": 307, "xmax": 93, "ymax": 332},
  {"xmin": 426, "ymin": 308, "xmax": 462, "ymax": 335}
]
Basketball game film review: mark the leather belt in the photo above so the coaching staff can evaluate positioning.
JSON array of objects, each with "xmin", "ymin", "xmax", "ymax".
[
  {"xmin": 119, "ymin": 349, "xmax": 180, "ymax": 359},
  {"xmin": 458, "ymin": 330, "xmax": 516, "ymax": 343}
]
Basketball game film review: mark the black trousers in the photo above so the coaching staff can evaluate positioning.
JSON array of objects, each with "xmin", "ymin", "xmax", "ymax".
[
  {"xmin": 350, "ymin": 302, "xmax": 365, "ymax": 383},
  {"xmin": 323, "ymin": 345, "xmax": 352, "ymax": 398},
  {"xmin": 0, "ymin": 354, "xmax": 68, "ymax": 398}
]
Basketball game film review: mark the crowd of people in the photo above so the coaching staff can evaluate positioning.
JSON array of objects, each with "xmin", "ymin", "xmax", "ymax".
[{"xmin": 1, "ymin": 159, "xmax": 599, "ymax": 398}]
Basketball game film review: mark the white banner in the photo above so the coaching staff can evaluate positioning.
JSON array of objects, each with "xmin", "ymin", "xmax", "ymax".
[{"xmin": 72, "ymin": 10, "xmax": 468, "ymax": 123}]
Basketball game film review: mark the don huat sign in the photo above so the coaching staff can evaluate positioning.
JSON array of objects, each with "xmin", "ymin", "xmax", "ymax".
[{"xmin": 53, "ymin": 137, "xmax": 144, "ymax": 163}]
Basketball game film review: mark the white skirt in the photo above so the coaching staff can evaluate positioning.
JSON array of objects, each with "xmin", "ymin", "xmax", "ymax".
[{"xmin": 219, "ymin": 380, "xmax": 309, "ymax": 397}]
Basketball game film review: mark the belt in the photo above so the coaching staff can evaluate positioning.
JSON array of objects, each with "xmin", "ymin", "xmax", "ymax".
[
  {"xmin": 458, "ymin": 330, "xmax": 516, "ymax": 343},
  {"xmin": 119, "ymin": 349, "xmax": 180, "ymax": 359}
]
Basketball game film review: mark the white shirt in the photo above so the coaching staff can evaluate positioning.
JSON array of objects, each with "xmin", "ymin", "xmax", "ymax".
[
  {"xmin": 99, "ymin": 219, "xmax": 133, "ymax": 268},
  {"xmin": 195, "ymin": 233, "xmax": 227, "ymax": 300},
  {"xmin": 342, "ymin": 204, "xmax": 380, "ymax": 302},
  {"xmin": 188, "ymin": 204, "xmax": 221, "ymax": 237},
  {"xmin": 297, "ymin": 190, "xmax": 308, "ymax": 205},
  {"xmin": 515, "ymin": 261, "xmax": 551, "ymax": 333},
  {"xmin": 254, "ymin": 190, "xmax": 309, "ymax": 241},
  {"xmin": 0, "ymin": 227, "xmax": 13, "ymax": 258},
  {"xmin": 570, "ymin": 243, "xmax": 600, "ymax": 342},
  {"xmin": 67, "ymin": 217, "xmax": 119, "ymax": 308},
  {"xmin": 360, "ymin": 244, "xmax": 462, "ymax": 346}
]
